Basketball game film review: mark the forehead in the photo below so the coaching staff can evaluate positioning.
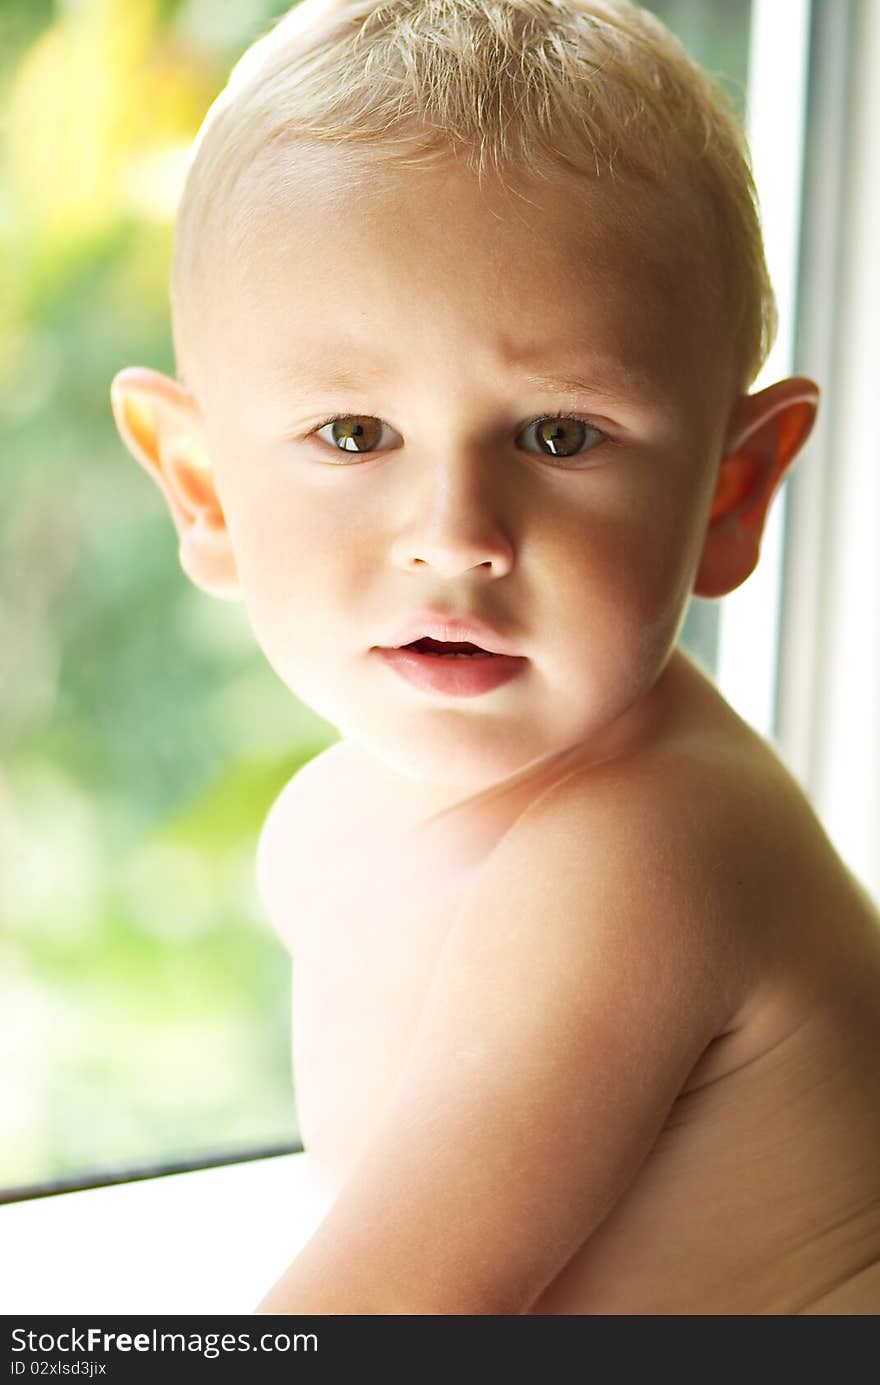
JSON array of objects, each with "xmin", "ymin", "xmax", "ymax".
[{"xmin": 196, "ymin": 142, "xmax": 724, "ymax": 415}]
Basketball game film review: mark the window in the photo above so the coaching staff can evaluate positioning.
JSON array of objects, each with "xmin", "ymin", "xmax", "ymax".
[
  {"xmin": 0, "ymin": 0, "xmax": 310, "ymax": 1200},
  {"xmin": 6, "ymin": 0, "xmax": 872, "ymax": 1229}
]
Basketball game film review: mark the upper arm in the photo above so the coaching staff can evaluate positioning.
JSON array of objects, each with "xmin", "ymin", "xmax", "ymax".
[{"xmin": 257, "ymin": 752, "xmax": 752, "ymax": 1315}]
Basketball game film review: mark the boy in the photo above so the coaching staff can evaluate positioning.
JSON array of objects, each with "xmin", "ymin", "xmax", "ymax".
[{"xmin": 110, "ymin": 0, "xmax": 880, "ymax": 1313}]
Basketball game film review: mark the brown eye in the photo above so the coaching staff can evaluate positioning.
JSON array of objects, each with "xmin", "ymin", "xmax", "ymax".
[
  {"xmin": 520, "ymin": 416, "xmax": 605, "ymax": 458},
  {"xmin": 316, "ymin": 415, "xmax": 387, "ymax": 452}
]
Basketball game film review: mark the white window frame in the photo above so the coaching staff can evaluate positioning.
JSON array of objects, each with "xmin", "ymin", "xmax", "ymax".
[
  {"xmin": 719, "ymin": 0, "xmax": 879, "ymax": 902},
  {"xmin": 0, "ymin": 1149, "xmax": 331, "ymax": 1314},
  {"xmin": 716, "ymin": 0, "xmax": 812, "ymax": 733},
  {"xmin": 774, "ymin": 0, "xmax": 880, "ymax": 902}
]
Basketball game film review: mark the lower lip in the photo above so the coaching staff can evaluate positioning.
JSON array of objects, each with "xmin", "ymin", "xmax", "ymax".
[{"xmin": 376, "ymin": 646, "xmax": 528, "ymax": 697}]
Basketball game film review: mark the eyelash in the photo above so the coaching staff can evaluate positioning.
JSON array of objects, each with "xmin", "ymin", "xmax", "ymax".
[{"xmin": 305, "ymin": 411, "xmax": 613, "ymax": 464}]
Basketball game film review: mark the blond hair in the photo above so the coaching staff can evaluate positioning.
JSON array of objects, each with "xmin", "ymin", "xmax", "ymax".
[{"xmin": 171, "ymin": 0, "xmax": 777, "ymax": 396}]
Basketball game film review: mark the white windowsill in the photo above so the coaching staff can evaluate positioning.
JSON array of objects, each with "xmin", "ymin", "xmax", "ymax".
[{"xmin": 0, "ymin": 1152, "xmax": 334, "ymax": 1315}]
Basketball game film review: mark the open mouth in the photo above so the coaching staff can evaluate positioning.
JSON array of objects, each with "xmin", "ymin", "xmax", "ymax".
[
  {"xmin": 377, "ymin": 635, "xmax": 526, "ymax": 697},
  {"xmin": 402, "ymin": 638, "xmax": 495, "ymax": 659}
]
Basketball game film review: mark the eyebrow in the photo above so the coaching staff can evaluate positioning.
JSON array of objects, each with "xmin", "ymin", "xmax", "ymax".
[
  {"xmin": 265, "ymin": 353, "xmax": 661, "ymax": 406},
  {"xmin": 499, "ymin": 337, "xmax": 662, "ymax": 402},
  {"xmin": 514, "ymin": 365, "xmax": 657, "ymax": 402}
]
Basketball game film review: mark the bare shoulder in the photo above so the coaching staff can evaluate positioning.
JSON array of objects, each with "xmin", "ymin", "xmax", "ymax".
[
  {"xmin": 497, "ymin": 690, "xmax": 880, "ymax": 1068},
  {"xmin": 677, "ymin": 697, "xmax": 880, "ymax": 1012},
  {"xmin": 255, "ymin": 741, "xmax": 352, "ymax": 929},
  {"xmin": 258, "ymin": 741, "xmax": 346, "ymax": 841},
  {"xmin": 437, "ymin": 727, "xmax": 764, "ymax": 1056}
]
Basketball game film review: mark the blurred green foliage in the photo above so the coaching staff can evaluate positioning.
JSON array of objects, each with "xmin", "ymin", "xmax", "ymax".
[
  {"xmin": 0, "ymin": 0, "xmax": 339, "ymax": 1191},
  {"xmin": 0, "ymin": 0, "xmax": 745, "ymax": 1192}
]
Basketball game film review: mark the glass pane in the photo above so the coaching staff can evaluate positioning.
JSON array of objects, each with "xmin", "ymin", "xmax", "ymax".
[
  {"xmin": 0, "ymin": 0, "xmax": 314, "ymax": 1195},
  {"xmin": 0, "ymin": 0, "xmax": 752, "ymax": 1194}
]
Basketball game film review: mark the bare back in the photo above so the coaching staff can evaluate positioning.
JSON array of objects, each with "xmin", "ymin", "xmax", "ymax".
[{"xmin": 259, "ymin": 650, "xmax": 880, "ymax": 1314}]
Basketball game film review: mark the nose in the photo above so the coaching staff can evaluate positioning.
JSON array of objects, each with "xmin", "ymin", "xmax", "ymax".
[{"xmin": 388, "ymin": 446, "xmax": 515, "ymax": 577}]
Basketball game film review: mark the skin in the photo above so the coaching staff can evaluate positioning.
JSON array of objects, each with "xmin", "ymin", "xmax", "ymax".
[
  {"xmin": 108, "ymin": 147, "xmax": 861, "ymax": 1314},
  {"xmin": 111, "ymin": 146, "xmax": 818, "ymax": 816}
]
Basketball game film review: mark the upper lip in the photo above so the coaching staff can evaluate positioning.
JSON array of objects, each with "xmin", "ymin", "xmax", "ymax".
[{"xmin": 379, "ymin": 610, "xmax": 523, "ymax": 657}]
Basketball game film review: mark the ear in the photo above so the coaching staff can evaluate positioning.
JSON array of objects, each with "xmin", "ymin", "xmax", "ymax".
[
  {"xmin": 693, "ymin": 376, "xmax": 819, "ymax": 599},
  {"xmin": 109, "ymin": 366, "xmax": 240, "ymax": 600}
]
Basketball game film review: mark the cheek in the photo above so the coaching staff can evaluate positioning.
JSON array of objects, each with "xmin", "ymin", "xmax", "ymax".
[
  {"xmin": 215, "ymin": 451, "xmax": 337, "ymax": 575},
  {"xmin": 537, "ymin": 482, "xmax": 698, "ymax": 625},
  {"xmin": 221, "ymin": 476, "xmax": 379, "ymax": 649}
]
